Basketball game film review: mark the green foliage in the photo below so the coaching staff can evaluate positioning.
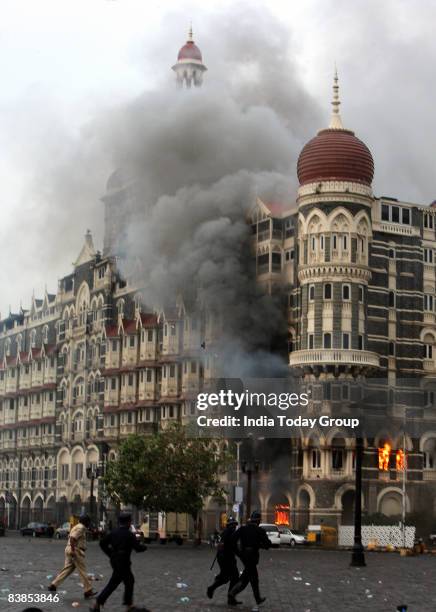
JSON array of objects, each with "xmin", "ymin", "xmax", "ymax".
[{"xmin": 104, "ymin": 423, "xmax": 233, "ymax": 518}]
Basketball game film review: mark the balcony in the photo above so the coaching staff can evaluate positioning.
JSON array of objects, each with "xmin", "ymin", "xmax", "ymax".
[
  {"xmin": 424, "ymin": 359, "xmax": 435, "ymax": 372},
  {"xmin": 289, "ymin": 349, "xmax": 380, "ymax": 372},
  {"xmin": 423, "ymin": 469, "xmax": 436, "ymax": 481}
]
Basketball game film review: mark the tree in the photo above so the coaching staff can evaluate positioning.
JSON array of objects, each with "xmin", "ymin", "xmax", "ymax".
[{"xmin": 104, "ymin": 423, "xmax": 233, "ymax": 541}]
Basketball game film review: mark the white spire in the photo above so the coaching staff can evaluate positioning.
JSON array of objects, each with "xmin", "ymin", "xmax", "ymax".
[
  {"xmin": 188, "ymin": 22, "xmax": 193, "ymax": 42},
  {"xmin": 329, "ymin": 66, "xmax": 344, "ymax": 129}
]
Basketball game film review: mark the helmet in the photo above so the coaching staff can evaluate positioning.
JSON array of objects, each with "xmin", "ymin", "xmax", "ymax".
[
  {"xmin": 250, "ymin": 511, "xmax": 261, "ymax": 523},
  {"xmin": 226, "ymin": 516, "xmax": 238, "ymax": 526},
  {"xmin": 79, "ymin": 514, "xmax": 91, "ymax": 527}
]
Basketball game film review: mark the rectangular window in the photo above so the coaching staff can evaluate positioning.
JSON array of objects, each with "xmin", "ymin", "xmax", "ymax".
[
  {"xmin": 381, "ymin": 204, "xmax": 390, "ymax": 221},
  {"xmin": 343, "ymin": 235, "xmax": 348, "ymax": 250},
  {"xmin": 169, "ymin": 364, "xmax": 175, "ymax": 378},
  {"xmin": 130, "ymin": 336, "xmax": 135, "ymax": 347},
  {"xmin": 391, "ymin": 206, "xmax": 400, "ymax": 223},
  {"xmin": 333, "ymin": 234, "xmax": 337, "ymax": 250},
  {"xmin": 111, "ymin": 378, "xmax": 116, "ymax": 390},
  {"xmin": 324, "ymin": 283, "xmax": 332, "ymax": 300},
  {"xmin": 359, "ymin": 285, "xmax": 364, "ymax": 303},
  {"xmin": 343, "ymin": 333, "xmax": 350, "ymax": 349},
  {"xmin": 358, "ymin": 335, "xmax": 364, "ymax": 350},
  {"xmin": 147, "ymin": 330, "xmax": 153, "ymax": 342},
  {"xmin": 74, "ymin": 463, "xmax": 83, "ymax": 480},
  {"xmin": 324, "ymin": 333, "xmax": 332, "ymax": 349},
  {"xmin": 342, "ymin": 284, "xmax": 350, "ymax": 300},
  {"xmin": 308, "ymin": 334, "xmax": 314, "ymax": 349},
  {"xmin": 402, "ymin": 208, "xmax": 410, "ymax": 224},
  {"xmin": 424, "ymin": 248, "xmax": 434, "ymax": 264},
  {"xmin": 332, "ymin": 449, "xmax": 344, "ymax": 470},
  {"xmin": 424, "ymin": 295, "xmax": 434, "ymax": 311},
  {"xmin": 146, "ymin": 369, "xmax": 152, "ymax": 383},
  {"xmin": 311, "ymin": 449, "xmax": 321, "ymax": 469},
  {"xmin": 128, "ymin": 374, "xmax": 134, "ymax": 386},
  {"xmin": 309, "ymin": 284, "xmax": 315, "ymax": 301}
]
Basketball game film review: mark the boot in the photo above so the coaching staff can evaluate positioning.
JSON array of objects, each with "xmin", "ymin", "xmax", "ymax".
[
  {"xmin": 227, "ymin": 594, "xmax": 242, "ymax": 606},
  {"xmin": 253, "ymin": 585, "xmax": 266, "ymax": 605}
]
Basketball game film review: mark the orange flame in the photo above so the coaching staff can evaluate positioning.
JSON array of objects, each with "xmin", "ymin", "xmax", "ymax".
[
  {"xmin": 378, "ymin": 443, "xmax": 391, "ymax": 471},
  {"xmin": 396, "ymin": 449, "xmax": 406, "ymax": 471},
  {"xmin": 275, "ymin": 504, "xmax": 290, "ymax": 526}
]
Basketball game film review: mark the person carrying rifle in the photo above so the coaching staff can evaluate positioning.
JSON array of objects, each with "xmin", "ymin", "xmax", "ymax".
[
  {"xmin": 207, "ymin": 516, "xmax": 240, "ymax": 605},
  {"xmin": 228, "ymin": 511, "xmax": 271, "ymax": 607}
]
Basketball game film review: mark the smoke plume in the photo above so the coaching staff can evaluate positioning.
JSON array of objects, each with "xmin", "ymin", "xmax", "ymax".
[{"xmin": 98, "ymin": 7, "xmax": 321, "ymax": 376}]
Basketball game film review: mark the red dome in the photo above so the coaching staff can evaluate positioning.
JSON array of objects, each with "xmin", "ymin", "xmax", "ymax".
[
  {"xmin": 297, "ymin": 128, "xmax": 374, "ymax": 187},
  {"xmin": 177, "ymin": 41, "xmax": 202, "ymax": 61}
]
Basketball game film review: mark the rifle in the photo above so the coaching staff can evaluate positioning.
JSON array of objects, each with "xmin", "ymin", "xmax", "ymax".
[{"xmin": 210, "ymin": 552, "xmax": 218, "ymax": 570}]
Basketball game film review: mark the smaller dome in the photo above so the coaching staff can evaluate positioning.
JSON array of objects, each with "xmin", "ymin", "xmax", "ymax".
[{"xmin": 177, "ymin": 40, "xmax": 202, "ymax": 62}]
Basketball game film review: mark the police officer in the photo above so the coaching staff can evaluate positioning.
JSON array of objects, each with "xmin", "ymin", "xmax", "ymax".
[
  {"xmin": 228, "ymin": 510, "xmax": 271, "ymax": 606},
  {"xmin": 48, "ymin": 514, "xmax": 96, "ymax": 599},
  {"xmin": 207, "ymin": 516, "xmax": 240, "ymax": 605},
  {"xmin": 90, "ymin": 512, "xmax": 148, "ymax": 612}
]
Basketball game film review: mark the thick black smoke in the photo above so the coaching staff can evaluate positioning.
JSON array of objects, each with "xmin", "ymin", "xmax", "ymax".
[{"xmin": 99, "ymin": 8, "xmax": 321, "ymax": 377}]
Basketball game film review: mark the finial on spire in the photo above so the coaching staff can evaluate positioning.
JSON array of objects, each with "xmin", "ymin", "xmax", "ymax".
[
  {"xmin": 329, "ymin": 65, "xmax": 343, "ymax": 129},
  {"xmin": 188, "ymin": 23, "xmax": 193, "ymax": 42}
]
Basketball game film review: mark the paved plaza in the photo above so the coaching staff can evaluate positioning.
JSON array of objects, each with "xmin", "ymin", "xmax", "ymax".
[{"xmin": 0, "ymin": 533, "xmax": 434, "ymax": 612}]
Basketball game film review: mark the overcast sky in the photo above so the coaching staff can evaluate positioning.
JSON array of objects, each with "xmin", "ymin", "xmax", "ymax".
[{"xmin": 0, "ymin": 0, "xmax": 435, "ymax": 316}]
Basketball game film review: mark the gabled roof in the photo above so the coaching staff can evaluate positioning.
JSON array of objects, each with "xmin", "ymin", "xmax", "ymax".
[
  {"xmin": 73, "ymin": 230, "xmax": 96, "ymax": 268},
  {"xmin": 139, "ymin": 313, "xmax": 158, "ymax": 328},
  {"xmin": 105, "ymin": 325, "xmax": 119, "ymax": 338}
]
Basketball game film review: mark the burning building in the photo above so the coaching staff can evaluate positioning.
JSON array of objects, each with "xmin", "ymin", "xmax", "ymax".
[{"xmin": 1, "ymin": 27, "xmax": 436, "ymax": 535}]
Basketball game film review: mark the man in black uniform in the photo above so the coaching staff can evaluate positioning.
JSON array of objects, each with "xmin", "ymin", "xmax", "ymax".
[
  {"xmin": 90, "ymin": 512, "xmax": 148, "ymax": 612},
  {"xmin": 206, "ymin": 516, "xmax": 240, "ymax": 605},
  {"xmin": 228, "ymin": 510, "xmax": 271, "ymax": 606}
]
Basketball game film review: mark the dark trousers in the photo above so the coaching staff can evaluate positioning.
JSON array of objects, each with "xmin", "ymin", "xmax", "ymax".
[
  {"xmin": 97, "ymin": 563, "xmax": 134, "ymax": 606},
  {"xmin": 229, "ymin": 556, "xmax": 261, "ymax": 601},
  {"xmin": 209, "ymin": 554, "xmax": 239, "ymax": 593}
]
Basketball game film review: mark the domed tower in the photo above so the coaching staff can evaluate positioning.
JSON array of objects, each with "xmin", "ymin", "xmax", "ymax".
[
  {"xmin": 172, "ymin": 26, "xmax": 207, "ymax": 88},
  {"xmin": 289, "ymin": 71, "xmax": 379, "ymax": 378}
]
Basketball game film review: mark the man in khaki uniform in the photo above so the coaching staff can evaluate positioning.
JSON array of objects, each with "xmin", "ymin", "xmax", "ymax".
[{"xmin": 48, "ymin": 514, "xmax": 96, "ymax": 599}]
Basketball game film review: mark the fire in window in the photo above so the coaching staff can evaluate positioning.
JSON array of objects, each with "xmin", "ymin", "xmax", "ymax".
[
  {"xmin": 396, "ymin": 449, "xmax": 406, "ymax": 471},
  {"xmin": 378, "ymin": 443, "xmax": 391, "ymax": 471},
  {"xmin": 274, "ymin": 504, "xmax": 290, "ymax": 526}
]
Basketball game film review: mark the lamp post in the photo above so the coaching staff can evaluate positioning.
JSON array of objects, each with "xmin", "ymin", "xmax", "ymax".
[
  {"xmin": 350, "ymin": 435, "xmax": 366, "ymax": 567},
  {"xmin": 86, "ymin": 465, "xmax": 101, "ymax": 527},
  {"xmin": 241, "ymin": 437, "xmax": 260, "ymax": 522}
]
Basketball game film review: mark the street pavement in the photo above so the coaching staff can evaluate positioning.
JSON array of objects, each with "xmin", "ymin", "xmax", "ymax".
[{"xmin": 0, "ymin": 533, "xmax": 433, "ymax": 612}]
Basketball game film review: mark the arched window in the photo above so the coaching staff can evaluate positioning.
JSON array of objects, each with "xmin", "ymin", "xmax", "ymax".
[
  {"xmin": 424, "ymin": 333, "xmax": 435, "ymax": 360},
  {"xmin": 29, "ymin": 329, "xmax": 36, "ymax": 348},
  {"xmin": 134, "ymin": 293, "xmax": 142, "ymax": 313},
  {"xmin": 424, "ymin": 438, "xmax": 436, "ymax": 469},
  {"xmin": 117, "ymin": 299, "xmax": 125, "ymax": 317}
]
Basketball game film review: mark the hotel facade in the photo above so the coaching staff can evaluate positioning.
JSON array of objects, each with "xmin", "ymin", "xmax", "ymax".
[{"xmin": 1, "ymin": 33, "xmax": 436, "ymax": 534}]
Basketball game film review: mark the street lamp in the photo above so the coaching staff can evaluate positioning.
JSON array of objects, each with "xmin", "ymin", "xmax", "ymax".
[
  {"xmin": 86, "ymin": 465, "xmax": 101, "ymax": 527},
  {"xmin": 350, "ymin": 435, "xmax": 366, "ymax": 567},
  {"xmin": 241, "ymin": 436, "xmax": 260, "ymax": 522}
]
